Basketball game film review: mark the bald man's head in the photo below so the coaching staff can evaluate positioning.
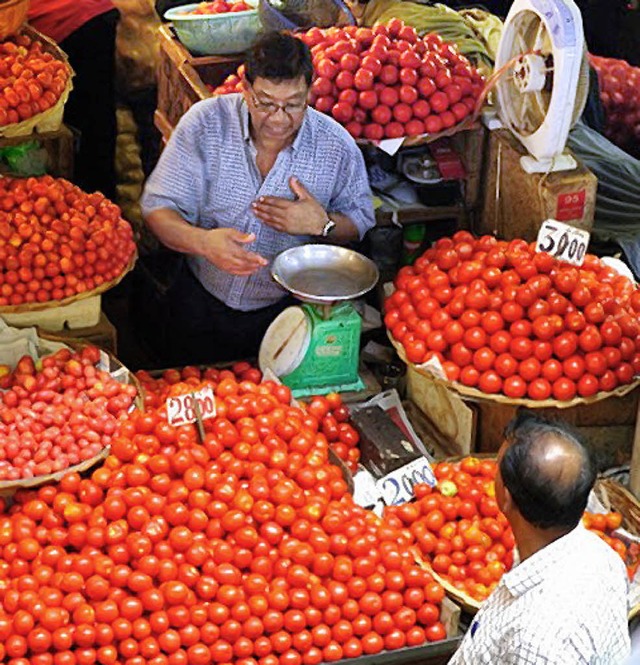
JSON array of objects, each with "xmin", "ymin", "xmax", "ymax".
[{"xmin": 499, "ymin": 412, "xmax": 596, "ymax": 530}]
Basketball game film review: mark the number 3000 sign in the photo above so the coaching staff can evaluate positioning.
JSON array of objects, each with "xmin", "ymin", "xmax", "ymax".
[{"xmin": 536, "ymin": 219, "xmax": 590, "ymax": 267}]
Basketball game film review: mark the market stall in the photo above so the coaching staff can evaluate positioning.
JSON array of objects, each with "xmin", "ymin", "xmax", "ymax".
[{"xmin": 0, "ymin": 0, "xmax": 639, "ymax": 662}]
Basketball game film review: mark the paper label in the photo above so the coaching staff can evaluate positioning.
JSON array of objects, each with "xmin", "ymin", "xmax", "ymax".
[
  {"xmin": 166, "ymin": 386, "xmax": 216, "ymax": 426},
  {"xmin": 536, "ymin": 219, "xmax": 590, "ymax": 267},
  {"xmin": 376, "ymin": 456, "xmax": 436, "ymax": 506},
  {"xmin": 556, "ymin": 190, "xmax": 586, "ymax": 221}
]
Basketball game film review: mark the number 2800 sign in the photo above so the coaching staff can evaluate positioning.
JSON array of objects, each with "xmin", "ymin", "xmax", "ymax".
[
  {"xmin": 536, "ymin": 219, "xmax": 590, "ymax": 267},
  {"xmin": 166, "ymin": 387, "xmax": 216, "ymax": 426}
]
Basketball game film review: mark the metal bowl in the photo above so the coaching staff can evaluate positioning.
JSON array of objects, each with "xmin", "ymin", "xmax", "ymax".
[{"xmin": 271, "ymin": 244, "xmax": 379, "ymax": 304}]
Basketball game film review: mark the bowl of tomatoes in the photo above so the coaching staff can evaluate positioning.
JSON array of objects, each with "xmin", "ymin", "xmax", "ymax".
[{"xmin": 165, "ymin": 0, "xmax": 261, "ymax": 55}]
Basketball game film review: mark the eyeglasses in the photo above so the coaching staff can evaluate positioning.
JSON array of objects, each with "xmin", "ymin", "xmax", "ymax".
[{"xmin": 248, "ymin": 88, "xmax": 307, "ymax": 118}]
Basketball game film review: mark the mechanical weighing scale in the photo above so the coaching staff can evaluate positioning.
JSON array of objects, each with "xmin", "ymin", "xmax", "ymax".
[{"xmin": 259, "ymin": 244, "xmax": 379, "ymax": 397}]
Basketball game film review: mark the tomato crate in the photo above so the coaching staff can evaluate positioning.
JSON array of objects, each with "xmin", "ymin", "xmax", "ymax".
[{"xmin": 156, "ymin": 23, "xmax": 243, "ymax": 141}]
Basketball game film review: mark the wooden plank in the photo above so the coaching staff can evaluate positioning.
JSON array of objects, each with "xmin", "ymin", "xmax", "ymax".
[
  {"xmin": 628, "ymin": 396, "xmax": 640, "ymax": 499},
  {"xmin": 406, "ymin": 365, "xmax": 476, "ymax": 455},
  {"xmin": 156, "ymin": 24, "xmax": 242, "ymax": 133}
]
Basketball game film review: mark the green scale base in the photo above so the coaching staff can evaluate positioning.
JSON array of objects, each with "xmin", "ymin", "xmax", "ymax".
[{"xmin": 281, "ymin": 302, "xmax": 365, "ymax": 398}]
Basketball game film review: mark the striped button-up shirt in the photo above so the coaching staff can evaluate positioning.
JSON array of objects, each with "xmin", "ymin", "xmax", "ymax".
[
  {"xmin": 141, "ymin": 94, "xmax": 375, "ymax": 311},
  {"xmin": 449, "ymin": 525, "xmax": 630, "ymax": 665}
]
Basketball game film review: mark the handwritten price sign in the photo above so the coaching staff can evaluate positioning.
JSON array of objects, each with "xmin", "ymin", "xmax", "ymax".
[
  {"xmin": 166, "ymin": 387, "xmax": 216, "ymax": 426},
  {"xmin": 376, "ymin": 457, "xmax": 436, "ymax": 506},
  {"xmin": 536, "ymin": 219, "xmax": 590, "ymax": 267}
]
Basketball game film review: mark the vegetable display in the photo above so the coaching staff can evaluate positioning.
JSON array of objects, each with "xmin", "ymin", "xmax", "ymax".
[
  {"xmin": 0, "ymin": 176, "xmax": 136, "ymax": 307},
  {"xmin": 387, "ymin": 457, "xmax": 638, "ymax": 606},
  {"xmin": 212, "ymin": 19, "xmax": 484, "ymax": 140},
  {"xmin": 0, "ymin": 32, "xmax": 71, "ymax": 127},
  {"xmin": 0, "ymin": 346, "xmax": 137, "ymax": 481},
  {"xmin": 589, "ymin": 54, "xmax": 640, "ymax": 158},
  {"xmin": 385, "ymin": 231, "xmax": 640, "ymax": 401},
  {"xmin": 361, "ymin": 0, "xmax": 501, "ymax": 74},
  {"xmin": 0, "ymin": 373, "xmax": 450, "ymax": 663},
  {"xmin": 136, "ymin": 367, "xmax": 362, "ymax": 474},
  {"xmin": 386, "ymin": 457, "xmax": 512, "ymax": 603}
]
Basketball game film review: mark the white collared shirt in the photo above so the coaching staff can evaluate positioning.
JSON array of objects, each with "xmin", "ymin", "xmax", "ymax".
[{"xmin": 449, "ymin": 525, "xmax": 630, "ymax": 664}]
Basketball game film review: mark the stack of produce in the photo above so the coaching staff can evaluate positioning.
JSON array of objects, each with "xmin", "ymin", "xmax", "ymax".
[
  {"xmin": 0, "ymin": 175, "xmax": 136, "ymax": 307},
  {"xmin": 0, "ymin": 373, "xmax": 449, "ymax": 663},
  {"xmin": 385, "ymin": 231, "xmax": 640, "ymax": 401},
  {"xmin": 137, "ymin": 366, "xmax": 362, "ymax": 474},
  {"xmin": 386, "ymin": 456, "xmax": 639, "ymax": 605},
  {"xmin": 212, "ymin": 19, "xmax": 485, "ymax": 140},
  {"xmin": 302, "ymin": 394, "xmax": 360, "ymax": 474},
  {"xmin": 589, "ymin": 54, "xmax": 640, "ymax": 158},
  {"xmin": 135, "ymin": 362, "xmax": 263, "ymax": 411},
  {"xmin": 361, "ymin": 0, "xmax": 501, "ymax": 74},
  {"xmin": 0, "ymin": 31, "xmax": 71, "ymax": 128},
  {"xmin": 0, "ymin": 346, "xmax": 137, "ymax": 481}
]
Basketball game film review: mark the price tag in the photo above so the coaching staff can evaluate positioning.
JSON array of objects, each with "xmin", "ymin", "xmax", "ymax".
[
  {"xmin": 166, "ymin": 387, "xmax": 216, "ymax": 426},
  {"xmin": 376, "ymin": 456, "xmax": 436, "ymax": 506},
  {"xmin": 535, "ymin": 219, "xmax": 590, "ymax": 267}
]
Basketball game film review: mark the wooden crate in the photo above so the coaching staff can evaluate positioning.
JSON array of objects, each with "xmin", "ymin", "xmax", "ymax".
[
  {"xmin": 156, "ymin": 24, "xmax": 242, "ymax": 140},
  {"xmin": 477, "ymin": 129, "xmax": 597, "ymax": 241},
  {"xmin": 0, "ymin": 124, "xmax": 74, "ymax": 179},
  {"xmin": 407, "ymin": 368, "xmax": 640, "ymax": 470}
]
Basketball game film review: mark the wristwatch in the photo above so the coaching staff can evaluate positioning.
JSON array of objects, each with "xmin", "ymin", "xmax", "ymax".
[{"xmin": 320, "ymin": 215, "xmax": 336, "ymax": 238}]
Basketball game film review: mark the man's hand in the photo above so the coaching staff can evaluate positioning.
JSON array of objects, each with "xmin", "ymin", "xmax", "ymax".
[
  {"xmin": 200, "ymin": 228, "xmax": 268, "ymax": 276},
  {"xmin": 252, "ymin": 176, "xmax": 327, "ymax": 236}
]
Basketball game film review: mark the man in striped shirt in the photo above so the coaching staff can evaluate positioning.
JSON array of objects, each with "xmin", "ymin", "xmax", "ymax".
[
  {"xmin": 449, "ymin": 412, "xmax": 630, "ymax": 664},
  {"xmin": 140, "ymin": 31, "xmax": 374, "ymax": 364}
]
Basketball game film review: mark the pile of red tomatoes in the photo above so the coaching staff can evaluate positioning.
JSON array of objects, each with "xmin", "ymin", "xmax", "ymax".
[
  {"xmin": 0, "ymin": 346, "xmax": 137, "ymax": 481},
  {"xmin": 0, "ymin": 176, "xmax": 136, "ymax": 307},
  {"xmin": 385, "ymin": 456, "xmax": 512, "ymax": 603},
  {"xmin": 136, "ymin": 365, "xmax": 362, "ymax": 474},
  {"xmin": 212, "ymin": 19, "xmax": 484, "ymax": 140},
  {"xmin": 0, "ymin": 32, "xmax": 71, "ymax": 127},
  {"xmin": 385, "ymin": 231, "xmax": 640, "ymax": 401},
  {"xmin": 0, "ymin": 374, "xmax": 449, "ymax": 663}
]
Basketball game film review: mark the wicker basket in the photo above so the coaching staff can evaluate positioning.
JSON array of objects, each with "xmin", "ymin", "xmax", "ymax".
[
  {"xmin": 0, "ymin": 24, "xmax": 74, "ymax": 139},
  {"xmin": 0, "ymin": 336, "xmax": 143, "ymax": 493},
  {"xmin": 0, "ymin": 251, "xmax": 136, "ymax": 315},
  {"xmin": 391, "ymin": 333, "xmax": 640, "ymax": 410},
  {"xmin": 593, "ymin": 478, "xmax": 640, "ymax": 539},
  {"xmin": 0, "ymin": 0, "xmax": 29, "ymax": 40}
]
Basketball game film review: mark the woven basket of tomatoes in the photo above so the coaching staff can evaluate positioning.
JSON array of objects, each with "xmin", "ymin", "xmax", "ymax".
[
  {"xmin": 386, "ymin": 455, "xmax": 640, "ymax": 614},
  {"xmin": 211, "ymin": 19, "xmax": 485, "ymax": 146},
  {"xmin": 385, "ymin": 455, "xmax": 506, "ymax": 613},
  {"xmin": 0, "ymin": 175, "xmax": 137, "ymax": 312},
  {"xmin": 0, "ymin": 342, "xmax": 141, "ymax": 490},
  {"xmin": 0, "ymin": 25, "xmax": 74, "ymax": 138},
  {"xmin": 385, "ymin": 231, "xmax": 640, "ymax": 408}
]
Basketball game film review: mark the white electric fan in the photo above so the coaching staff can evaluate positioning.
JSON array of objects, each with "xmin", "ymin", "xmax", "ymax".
[{"xmin": 494, "ymin": 0, "xmax": 590, "ymax": 173}]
